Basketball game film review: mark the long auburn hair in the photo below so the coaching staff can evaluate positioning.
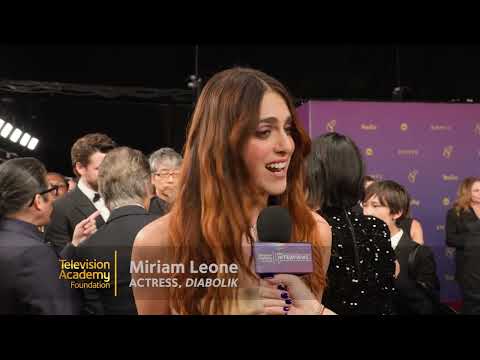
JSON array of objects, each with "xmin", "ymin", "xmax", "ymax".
[
  {"xmin": 453, "ymin": 176, "xmax": 480, "ymax": 216},
  {"xmin": 168, "ymin": 68, "xmax": 325, "ymax": 314}
]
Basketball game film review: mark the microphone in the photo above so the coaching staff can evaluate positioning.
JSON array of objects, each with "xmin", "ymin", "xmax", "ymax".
[{"xmin": 254, "ymin": 206, "xmax": 313, "ymax": 277}]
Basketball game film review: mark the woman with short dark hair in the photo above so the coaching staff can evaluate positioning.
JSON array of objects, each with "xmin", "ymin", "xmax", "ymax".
[{"xmin": 306, "ymin": 132, "xmax": 396, "ymax": 315}]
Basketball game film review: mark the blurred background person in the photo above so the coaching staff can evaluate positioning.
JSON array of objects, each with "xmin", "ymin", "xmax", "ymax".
[
  {"xmin": 45, "ymin": 133, "xmax": 116, "ymax": 254},
  {"xmin": 0, "ymin": 158, "xmax": 97, "ymax": 314},
  {"xmin": 446, "ymin": 176, "xmax": 480, "ymax": 313},
  {"xmin": 75, "ymin": 147, "xmax": 159, "ymax": 315},
  {"xmin": 148, "ymin": 147, "xmax": 182, "ymax": 216},
  {"xmin": 363, "ymin": 180, "xmax": 439, "ymax": 314},
  {"xmin": 46, "ymin": 172, "xmax": 69, "ymax": 200}
]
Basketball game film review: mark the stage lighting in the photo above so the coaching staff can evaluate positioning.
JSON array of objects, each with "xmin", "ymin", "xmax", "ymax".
[
  {"xmin": 19, "ymin": 133, "xmax": 31, "ymax": 147},
  {"xmin": 27, "ymin": 137, "xmax": 39, "ymax": 150},
  {"xmin": 9, "ymin": 128, "xmax": 23, "ymax": 143},
  {"xmin": 0, "ymin": 122, "xmax": 13, "ymax": 138}
]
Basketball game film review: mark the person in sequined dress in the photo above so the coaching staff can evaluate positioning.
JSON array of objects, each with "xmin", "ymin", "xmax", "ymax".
[{"xmin": 306, "ymin": 132, "xmax": 396, "ymax": 315}]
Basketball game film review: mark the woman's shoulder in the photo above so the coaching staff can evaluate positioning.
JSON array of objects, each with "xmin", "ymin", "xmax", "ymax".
[{"xmin": 134, "ymin": 213, "xmax": 171, "ymax": 248}]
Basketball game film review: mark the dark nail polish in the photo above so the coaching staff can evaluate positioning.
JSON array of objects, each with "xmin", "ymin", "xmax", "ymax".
[
  {"xmin": 277, "ymin": 285, "xmax": 286, "ymax": 291},
  {"xmin": 285, "ymin": 299, "xmax": 292, "ymax": 305},
  {"xmin": 281, "ymin": 292, "xmax": 289, "ymax": 299},
  {"xmin": 283, "ymin": 306, "xmax": 290, "ymax": 312}
]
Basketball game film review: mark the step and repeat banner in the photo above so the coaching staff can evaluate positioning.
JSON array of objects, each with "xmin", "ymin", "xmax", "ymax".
[{"xmin": 297, "ymin": 100, "xmax": 480, "ymax": 302}]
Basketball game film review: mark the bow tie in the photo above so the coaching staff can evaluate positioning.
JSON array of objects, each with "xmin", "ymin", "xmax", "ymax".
[{"xmin": 93, "ymin": 193, "xmax": 101, "ymax": 203}]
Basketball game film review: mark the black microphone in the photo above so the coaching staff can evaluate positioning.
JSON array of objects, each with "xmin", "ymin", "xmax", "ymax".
[{"xmin": 254, "ymin": 206, "xmax": 313, "ymax": 277}]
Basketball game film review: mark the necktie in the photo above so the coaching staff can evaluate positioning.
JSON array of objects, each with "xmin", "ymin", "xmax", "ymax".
[{"xmin": 93, "ymin": 193, "xmax": 101, "ymax": 203}]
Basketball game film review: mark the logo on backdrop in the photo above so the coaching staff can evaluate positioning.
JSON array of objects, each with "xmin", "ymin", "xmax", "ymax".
[
  {"xmin": 442, "ymin": 174, "xmax": 459, "ymax": 181},
  {"xmin": 326, "ymin": 120, "xmax": 336, "ymax": 132},
  {"xmin": 400, "ymin": 123, "xmax": 408, "ymax": 131},
  {"xmin": 361, "ymin": 123, "xmax": 377, "ymax": 131},
  {"xmin": 443, "ymin": 145, "xmax": 454, "ymax": 159},
  {"xmin": 442, "ymin": 197, "xmax": 451, "ymax": 207},
  {"xmin": 445, "ymin": 274, "xmax": 455, "ymax": 281},
  {"xmin": 410, "ymin": 199, "xmax": 420, "ymax": 207},
  {"xmin": 436, "ymin": 224, "xmax": 445, "ymax": 231},
  {"xmin": 475, "ymin": 123, "xmax": 480, "ymax": 136},
  {"xmin": 370, "ymin": 173, "xmax": 384, "ymax": 181},
  {"xmin": 397, "ymin": 149, "xmax": 419, "ymax": 156},
  {"xmin": 365, "ymin": 148, "xmax": 374, "ymax": 156},
  {"xmin": 445, "ymin": 247, "xmax": 455, "ymax": 258},
  {"xmin": 431, "ymin": 124, "xmax": 452, "ymax": 131},
  {"xmin": 408, "ymin": 169, "xmax": 419, "ymax": 183}
]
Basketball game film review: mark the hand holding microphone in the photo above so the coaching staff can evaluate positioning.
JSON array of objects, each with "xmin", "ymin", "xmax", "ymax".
[{"xmin": 253, "ymin": 206, "xmax": 327, "ymax": 315}]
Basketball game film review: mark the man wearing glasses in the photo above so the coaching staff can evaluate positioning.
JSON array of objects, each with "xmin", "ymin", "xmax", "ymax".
[
  {"xmin": 46, "ymin": 172, "xmax": 69, "ymax": 200},
  {"xmin": 148, "ymin": 147, "xmax": 182, "ymax": 216}
]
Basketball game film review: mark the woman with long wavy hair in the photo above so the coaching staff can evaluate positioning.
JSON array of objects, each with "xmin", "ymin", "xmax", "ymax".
[
  {"xmin": 446, "ymin": 176, "xmax": 480, "ymax": 312},
  {"xmin": 131, "ymin": 67, "xmax": 332, "ymax": 315}
]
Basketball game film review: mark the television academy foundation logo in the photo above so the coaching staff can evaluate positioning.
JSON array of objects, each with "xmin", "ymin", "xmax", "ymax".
[
  {"xmin": 365, "ymin": 148, "xmax": 374, "ymax": 156},
  {"xmin": 400, "ymin": 122, "xmax": 408, "ymax": 131},
  {"xmin": 442, "ymin": 197, "xmax": 450, "ymax": 207}
]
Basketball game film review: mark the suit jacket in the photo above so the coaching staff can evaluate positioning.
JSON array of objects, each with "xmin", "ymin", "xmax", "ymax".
[
  {"xmin": 45, "ymin": 186, "xmax": 106, "ymax": 255},
  {"xmin": 461, "ymin": 218, "xmax": 480, "ymax": 314},
  {"xmin": 394, "ymin": 231, "xmax": 440, "ymax": 314},
  {"xmin": 0, "ymin": 218, "xmax": 80, "ymax": 314},
  {"xmin": 75, "ymin": 205, "xmax": 159, "ymax": 315},
  {"xmin": 446, "ymin": 207, "xmax": 479, "ymax": 284}
]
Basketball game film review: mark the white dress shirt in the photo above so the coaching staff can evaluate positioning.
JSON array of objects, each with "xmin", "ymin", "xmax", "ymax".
[
  {"xmin": 390, "ymin": 229, "xmax": 403, "ymax": 250},
  {"xmin": 77, "ymin": 177, "xmax": 110, "ymax": 222}
]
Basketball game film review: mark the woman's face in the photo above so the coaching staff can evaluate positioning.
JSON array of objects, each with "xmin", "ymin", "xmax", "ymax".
[
  {"xmin": 242, "ymin": 91, "xmax": 295, "ymax": 200},
  {"xmin": 471, "ymin": 181, "xmax": 480, "ymax": 204}
]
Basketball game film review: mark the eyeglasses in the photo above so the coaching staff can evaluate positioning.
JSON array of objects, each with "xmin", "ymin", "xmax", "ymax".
[
  {"xmin": 154, "ymin": 171, "xmax": 180, "ymax": 180},
  {"xmin": 28, "ymin": 185, "xmax": 59, "ymax": 206}
]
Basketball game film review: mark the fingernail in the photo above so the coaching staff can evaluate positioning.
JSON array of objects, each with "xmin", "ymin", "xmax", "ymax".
[
  {"xmin": 277, "ymin": 285, "xmax": 286, "ymax": 291},
  {"xmin": 285, "ymin": 299, "xmax": 292, "ymax": 305},
  {"xmin": 281, "ymin": 292, "xmax": 289, "ymax": 299},
  {"xmin": 283, "ymin": 306, "xmax": 289, "ymax": 312}
]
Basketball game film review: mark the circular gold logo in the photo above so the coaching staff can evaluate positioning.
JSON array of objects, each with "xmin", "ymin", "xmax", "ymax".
[
  {"xmin": 442, "ymin": 197, "xmax": 450, "ymax": 206},
  {"xmin": 365, "ymin": 148, "xmax": 373, "ymax": 156},
  {"xmin": 400, "ymin": 123, "xmax": 408, "ymax": 131}
]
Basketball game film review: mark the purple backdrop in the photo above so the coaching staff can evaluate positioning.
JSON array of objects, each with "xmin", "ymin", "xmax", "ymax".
[{"xmin": 297, "ymin": 100, "xmax": 480, "ymax": 302}]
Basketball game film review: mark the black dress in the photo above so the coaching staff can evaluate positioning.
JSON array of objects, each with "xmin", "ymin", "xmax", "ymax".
[{"xmin": 321, "ymin": 207, "xmax": 396, "ymax": 315}]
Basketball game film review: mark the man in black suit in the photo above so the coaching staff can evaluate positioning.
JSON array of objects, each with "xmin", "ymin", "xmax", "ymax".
[
  {"xmin": 0, "ymin": 157, "xmax": 98, "ymax": 315},
  {"xmin": 363, "ymin": 180, "xmax": 440, "ymax": 314},
  {"xmin": 45, "ymin": 133, "xmax": 116, "ymax": 255},
  {"xmin": 148, "ymin": 147, "xmax": 182, "ymax": 216},
  {"xmin": 75, "ymin": 147, "xmax": 160, "ymax": 315}
]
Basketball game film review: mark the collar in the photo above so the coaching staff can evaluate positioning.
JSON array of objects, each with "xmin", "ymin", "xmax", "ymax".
[
  {"xmin": 107, "ymin": 205, "xmax": 148, "ymax": 223},
  {"xmin": 0, "ymin": 217, "xmax": 44, "ymax": 242},
  {"xmin": 77, "ymin": 177, "xmax": 98, "ymax": 203},
  {"xmin": 390, "ymin": 229, "xmax": 403, "ymax": 250}
]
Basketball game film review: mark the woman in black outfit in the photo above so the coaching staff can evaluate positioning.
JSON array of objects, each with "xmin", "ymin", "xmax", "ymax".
[
  {"xmin": 446, "ymin": 176, "xmax": 480, "ymax": 313},
  {"xmin": 306, "ymin": 132, "xmax": 396, "ymax": 315}
]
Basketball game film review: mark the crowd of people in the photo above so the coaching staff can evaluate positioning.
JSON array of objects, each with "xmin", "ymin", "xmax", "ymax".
[{"xmin": 0, "ymin": 67, "xmax": 478, "ymax": 315}]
